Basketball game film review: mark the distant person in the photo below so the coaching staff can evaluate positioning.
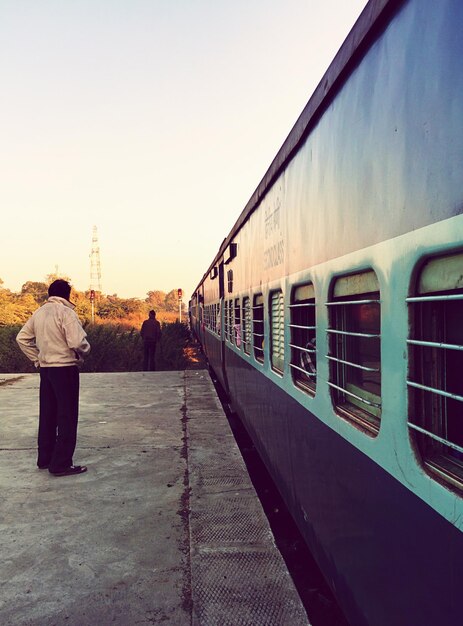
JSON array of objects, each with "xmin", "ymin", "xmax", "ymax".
[
  {"xmin": 16, "ymin": 279, "xmax": 90, "ymax": 477},
  {"xmin": 141, "ymin": 310, "xmax": 161, "ymax": 371}
]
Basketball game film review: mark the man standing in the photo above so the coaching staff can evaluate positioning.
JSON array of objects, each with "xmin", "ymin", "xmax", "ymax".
[
  {"xmin": 140, "ymin": 310, "xmax": 161, "ymax": 371},
  {"xmin": 16, "ymin": 279, "xmax": 90, "ymax": 477}
]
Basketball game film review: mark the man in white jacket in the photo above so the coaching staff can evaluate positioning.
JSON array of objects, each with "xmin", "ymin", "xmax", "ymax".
[{"xmin": 16, "ymin": 279, "xmax": 91, "ymax": 477}]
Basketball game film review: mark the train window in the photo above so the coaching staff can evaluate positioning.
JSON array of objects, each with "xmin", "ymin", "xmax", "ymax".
[
  {"xmin": 252, "ymin": 294, "xmax": 264, "ymax": 363},
  {"xmin": 289, "ymin": 283, "xmax": 316, "ymax": 394},
  {"xmin": 407, "ymin": 252, "xmax": 463, "ymax": 491},
  {"xmin": 242, "ymin": 297, "xmax": 251, "ymax": 354},
  {"xmin": 207, "ymin": 303, "xmax": 217, "ymax": 335},
  {"xmin": 234, "ymin": 298, "xmax": 241, "ymax": 347},
  {"xmin": 270, "ymin": 290, "xmax": 284, "ymax": 373},
  {"xmin": 224, "ymin": 299, "xmax": 233, "ymax": 343},
  {"xmin": 216, "ymin": 303, "xmax": 221, "ymax": 335},
  {"xmin": 229, "ymin": 300, "xmax": 234, "ymax": 344},
  {"xmin": 223, "ymin": 301, "xmax": 228, "ymax": 340},
  {"xmin": 327, "ymin": 270, "xmax": 381, "ymax": 434}
]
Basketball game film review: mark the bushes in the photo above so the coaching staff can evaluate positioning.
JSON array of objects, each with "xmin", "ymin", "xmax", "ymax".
[
  {"xmin": 0, "ymin": 325, "xmax": 35, "ymax": 373},
  {"xmin": 155, "ymin": 321, "xmax": 191, "ymax": 371},
  {"xmin": 0, "ymin": 322, "xmax": 191, "ymax": 373},
  {"xmin": 81, "ymin": 325, "xmax": 142, "ymax": 372}
]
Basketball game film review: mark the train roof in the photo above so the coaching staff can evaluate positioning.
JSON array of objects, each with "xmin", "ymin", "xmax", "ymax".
[{"xmin": 194, "ymin": 0, "xmax": 403, "ymax": 295}]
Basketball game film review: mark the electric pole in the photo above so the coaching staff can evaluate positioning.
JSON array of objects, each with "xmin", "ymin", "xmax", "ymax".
[{"xmin": 89, "ymin": 226, "xmax": 102, "ymax": 322}]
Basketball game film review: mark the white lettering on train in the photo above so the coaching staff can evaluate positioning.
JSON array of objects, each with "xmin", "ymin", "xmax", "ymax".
[{"xmin": 264, "ymin": 239, "xmax": 285, "ymax": 269}]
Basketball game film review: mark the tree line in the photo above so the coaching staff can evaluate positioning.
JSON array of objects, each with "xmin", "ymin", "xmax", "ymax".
[{"xmin": 0, "ymin": 274, "xmax": 186, "ymax": 327}]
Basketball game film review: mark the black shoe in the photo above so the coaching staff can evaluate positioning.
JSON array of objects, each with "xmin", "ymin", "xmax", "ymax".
[
  {"xmin": 49, "ymin": 465, "xmax": 87, "ymax": 477},
  {"xmin": 38, "ymin": 464, "xmax": 49, "ymax": 470}
]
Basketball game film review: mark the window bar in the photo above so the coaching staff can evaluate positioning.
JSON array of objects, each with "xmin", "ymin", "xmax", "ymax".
[
  {"xmin": 290, "ymin": 363, "xmax": 316, "ymax": 377},
  {"xmin": 406, "ymin": 294, "xmax": 463, "ymax": 303},
  {"xmin": 326, "ymin": 355, "xmax": 380, "ymax": 372},
  {"xmin": 327, "ymin": 329, "xmax": 380, "ymax": 339},
  {"xmin": 289, "ymin": 343, "xmax": 316, "ymax": 354},
  {"xmin": 327, "ymin": 381, "xmax": 382, "ymax": 408},
  {"xmin": 288, "ymin": 302, "xmax": 316, "ymax": 308},
  {"xmin": 326, "ymin": 299, "xmax": 380, "ymax": 306},
  {"xmin": 288, "ymin": 324, "xmax": 317, "ymax": 330},
  {"xmin": 407, "ymin": 339, "xmax": 463, "ymax": 351},
  {"xmin": 407, "ymin": 380, "xmax": 463, "ymax": 403},
  {"xmin": 408, "ymin": 422, "xmax": 463, "ymax": 456}
]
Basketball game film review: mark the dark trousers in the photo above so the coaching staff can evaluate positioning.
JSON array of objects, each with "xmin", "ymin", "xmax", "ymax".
[
  {"xmin": 38, "ymin": 366, "xmax": 80, "ymax": 472},
  {"xmin": 143, "ymin": 340, "xmax": 157, "ymax": 371}
]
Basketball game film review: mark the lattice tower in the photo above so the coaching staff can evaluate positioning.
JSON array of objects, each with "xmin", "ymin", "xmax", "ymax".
[{"xmin": 90, "ymin": 225, "xmax": 102, "ymax": 292}]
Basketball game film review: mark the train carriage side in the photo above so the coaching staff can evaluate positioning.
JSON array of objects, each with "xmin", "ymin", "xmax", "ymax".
[
  {"xmin": 200, "ymin": 263, "xmax": 225, "ymax": 388},
  {"xmin": 192, "ymin": 1, "xmax": 463, "ymax": 625}
]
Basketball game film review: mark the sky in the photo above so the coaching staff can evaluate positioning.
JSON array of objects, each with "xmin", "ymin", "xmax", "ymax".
[{"xmin": 1, "ymin": 0, "xmax": 367, "ymax": 300}]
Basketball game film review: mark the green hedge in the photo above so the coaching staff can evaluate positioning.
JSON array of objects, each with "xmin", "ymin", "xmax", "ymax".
[{"xmin": 0, "ymin": 322, "xmax": 191, "ymax": 373}]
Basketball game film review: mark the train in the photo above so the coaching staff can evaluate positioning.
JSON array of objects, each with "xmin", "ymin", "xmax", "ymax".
[{"xmin": 189, "ymin": 1, "xmax": 463, "ymax": 624}]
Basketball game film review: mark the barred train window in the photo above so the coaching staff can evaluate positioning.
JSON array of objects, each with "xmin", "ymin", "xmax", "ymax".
[
  {"xmin": 408, "ymin": 252, "xmax": 463, "ymax": 491},
  {"xmin": 228, "ymin": 300, "xmax": 234, "ymax": 343},
  {"xmin": 270, "ymin": 290, "xmax": 284, "ymax": 372},
  {"xmin": 327, "ymin": 270, "xmax": 381, "ymax": 433},
  {"xmin": 215, "ymin": 303, "xmax": 221, "ymax": 335},
  {"xmin": 209, "ymin": 303, "xmax": 217, "ymax": 334},
  {"xmin": 223, "ymin": 301, "xmax": 228, "ymax": 339},
  {"xmin": 252, "ymin": 294, "xmax": 264, "ymax": 363},
  {"xmin": 234, "ymin": 298, "xmax": 241, "ymax": 347},
  {"xmin": 242, "ymin": 297, "xmax": 251, "ymax": 354},
  {"xmin": 224, "ymin": 300, "xmax": 233, "ymax": 343},
  {"xmin": 228, "ymin": 300, "xmax": 234, "ymax": 344},
  {"xmin": 289, "ymin": 283, "xmax": 316, "ymax": 394}
]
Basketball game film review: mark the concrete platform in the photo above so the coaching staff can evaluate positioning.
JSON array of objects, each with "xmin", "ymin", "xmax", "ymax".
[{"xmin": 0, "ymin": 371, "xmax": 310, "ymax": 625}]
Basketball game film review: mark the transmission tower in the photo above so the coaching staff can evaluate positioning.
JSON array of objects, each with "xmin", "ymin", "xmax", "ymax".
[{"xmin": 90, "ymin": 225, "xmax": 102, "ymax": 293}]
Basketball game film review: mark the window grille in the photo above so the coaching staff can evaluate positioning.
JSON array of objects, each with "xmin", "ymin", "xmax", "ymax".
[
  {"xmin": 289, "ymin": 283, "xmax": 316, "ymax": 394},
  {"xmin": 227, "ymin": 299, "xmax": 234, "ymax": 344},
  {"xmin": 252, "ymin": 294, "xmax": 264, "ymax": 362},
  {"xmin": 224, "ymin": 300, "xmax": 232, "ymax": 343},
  {"xmin": 223, "ymin": 301, "xmax": 227, "ymax": 339},
  {"xmin": 327, "ymin": 270, "xmax": 381, "ymax": 433},
  {"xmin": 213, "ymin": 303, "xmax": 220, "ymax": 336},
  {"xmin": 407, "ymin": 252, "xmax": 463, "ymax": 490},
  {"xmin": 234, "ymin": 298, "xmax": 242, "ymax": 347},
  {"xmin": 227, "ymin": 270, "xmax": 233, "ymax": 293},
  {"xmin": 270, "ymin": 291, "xmax": 284, "ymax": 372},
  {"xmin": 206, "ymin": 302, "xmax": 219, "ymax": 335},
  {"xmin": 242, "ymin": 297, "xmax": 251, "ymax": 354}
]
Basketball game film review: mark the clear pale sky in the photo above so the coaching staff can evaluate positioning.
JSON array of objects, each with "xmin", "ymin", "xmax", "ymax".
[{"xmin": 1, "ymin": 0, "xmax": 367, "ymax": 300}]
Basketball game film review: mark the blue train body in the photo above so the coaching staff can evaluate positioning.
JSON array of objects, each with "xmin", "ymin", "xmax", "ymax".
[{"xmin": 190, "ymin": 1, "xmax": 463, "ymax": 624}]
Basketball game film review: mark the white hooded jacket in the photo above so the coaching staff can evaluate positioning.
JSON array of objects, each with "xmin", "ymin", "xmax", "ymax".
[{"xmin": 16, "ymin": 296, "xmax": 91, "ymax": 368}]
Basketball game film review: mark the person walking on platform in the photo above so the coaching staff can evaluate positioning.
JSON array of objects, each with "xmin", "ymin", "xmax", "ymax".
[
  {"xmin": 16, "ymin": 279, "xmax": 90, "ymax": 477},
  {"xmin": 141, "ymin": 310, "xmax": 161, "ymax": 371}
]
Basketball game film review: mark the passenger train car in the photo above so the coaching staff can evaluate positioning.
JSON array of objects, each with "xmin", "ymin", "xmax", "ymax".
[{"xmin": 190, "ymin": 1, "xmax": 463, "ymax": 624}]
